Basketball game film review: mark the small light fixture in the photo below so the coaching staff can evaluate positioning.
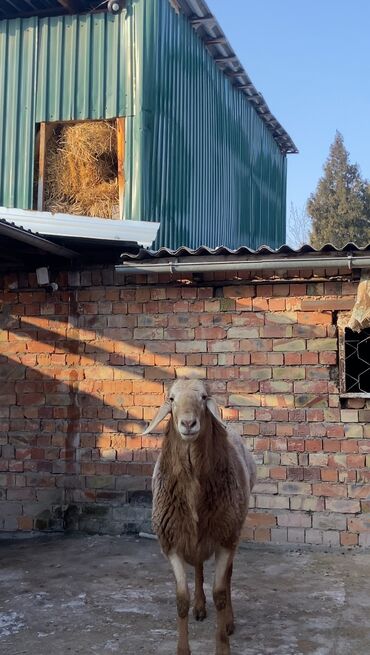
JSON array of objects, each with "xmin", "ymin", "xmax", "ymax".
[
  {"xmin": 36, "ymin": 267, "xmax": 58, "ymax": 292},
  {"xmin": 36, "ymin": 267, "xmax": 50, "ymax": 286},
  {"xmin": 107, "ymin": 0, "xmax": 122, "ymax": 13}
]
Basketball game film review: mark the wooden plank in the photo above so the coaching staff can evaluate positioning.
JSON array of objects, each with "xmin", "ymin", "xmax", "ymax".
[
  {"xmin": 116, "ymin": 117, "xmax": 125, "ymax": 220},
  {"xmin": 57, "ymin": 0, "xmax": 79, "ymax": 12},
  {"xmin": 37, "ymin": 123, "xmax": 53, "ymax": 211}
]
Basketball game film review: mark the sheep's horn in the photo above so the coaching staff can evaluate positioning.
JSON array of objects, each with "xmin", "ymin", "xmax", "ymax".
[
  {"xmin": 206, "ymin": 397, "xmax": 226, "ymax": 428},
  {"xmin": 142, "ymin": 400, "xmax": 172, "ymax": 435}
]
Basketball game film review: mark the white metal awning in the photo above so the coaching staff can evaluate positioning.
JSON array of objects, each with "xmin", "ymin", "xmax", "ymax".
[{"xmin": 0, "ymin": 207, "xmax": 160, "ymax": 249}]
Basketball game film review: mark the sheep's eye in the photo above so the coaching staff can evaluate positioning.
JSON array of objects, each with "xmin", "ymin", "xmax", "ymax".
[
  {"xmin": 201, "ymin": 394, "xmax": 207, "ymax": 400},
  {"xmin": 169, "ymin": 396, "xmax": 174, "ymax": 402}
]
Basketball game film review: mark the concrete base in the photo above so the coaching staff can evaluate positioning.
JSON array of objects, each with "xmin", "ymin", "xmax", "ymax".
[{"xmin": 1, "ymin": 535, "xmax": 370, "ymax": 655}]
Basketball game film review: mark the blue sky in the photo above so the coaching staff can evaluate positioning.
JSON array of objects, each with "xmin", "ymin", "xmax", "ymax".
[{"xmin": 208, "ymin": 0, "xmax": 370, "ymax": 217}]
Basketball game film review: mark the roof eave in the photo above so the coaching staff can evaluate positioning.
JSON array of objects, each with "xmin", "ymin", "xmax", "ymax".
[
  {"xmin": 0, "ymin": 208, "xmax": 160, "ymax": 249},
  {"xmin": 116, "ymin": 252, "xmax": 370, "ymax": 275},
  {"xmin": 177, "ymin": 0, "xmax": 298, "ymax": 154}
]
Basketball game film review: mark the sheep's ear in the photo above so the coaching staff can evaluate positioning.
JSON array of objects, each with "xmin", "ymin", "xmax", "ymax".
[
  {"xmin": 206, "ymin": 397, "xmax": 225, "ymax": 428},
  {"xmin": 142, "ymin": 400, "xmax": 172, "ymax": 435}
]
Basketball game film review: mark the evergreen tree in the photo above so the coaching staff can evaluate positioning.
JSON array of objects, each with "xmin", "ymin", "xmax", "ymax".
[{"xmin": 307, "ymin": 132, "xmax": 370, "ymax": 247}]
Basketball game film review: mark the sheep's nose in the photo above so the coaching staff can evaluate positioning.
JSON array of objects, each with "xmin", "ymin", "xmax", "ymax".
[{"xmin": 180, "ymin": 418, "xmax": 197, "ymax": 430}]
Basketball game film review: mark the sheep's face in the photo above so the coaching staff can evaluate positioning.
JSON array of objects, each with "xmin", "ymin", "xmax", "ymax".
[
  {"xmin": 168, "ymin": 380, "xmax": 208, "ymax": 442},
  {"xmin": 142, "ymin": 378, "xmax": 224, "ymax": 438}
]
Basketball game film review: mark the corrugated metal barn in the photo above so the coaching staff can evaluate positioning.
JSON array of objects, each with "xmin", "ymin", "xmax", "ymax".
[{"xmin": 0, "ymin": 0, "xmax": 296, "ymax": 249}]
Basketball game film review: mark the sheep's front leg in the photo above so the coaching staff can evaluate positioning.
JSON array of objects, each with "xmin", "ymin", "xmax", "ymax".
[
  {"xmin": 169, "ymin": 552, "xmax": 191, "ymax": 655},
  {"xmin": 193, "ymin": 562, "xmax": 207, "ymax": 621},
  {"xmin": 213, "ymin": 547, "xmax": 234, "ymax": 655}
]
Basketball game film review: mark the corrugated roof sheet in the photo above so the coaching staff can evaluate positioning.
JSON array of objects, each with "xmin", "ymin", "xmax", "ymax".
[
  {"xmin": 0, "ymin": 217, "xmax": 79, "ymax": 259},
  {"xmin": 0, "ymin": 216, "xmax": 143, "ymax": 271},
  {"xmin": 122, "ymin": 243, "xmax": 370, "ymax": 260},
  {"xmin": 0, "ymin": 207, "xmax": 160, "ymax": 248}
]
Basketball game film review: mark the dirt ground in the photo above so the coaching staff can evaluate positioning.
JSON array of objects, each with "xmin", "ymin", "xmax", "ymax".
[{"xmin": 0, "ymin": 535, "xmax": 370, "ymax": 655}]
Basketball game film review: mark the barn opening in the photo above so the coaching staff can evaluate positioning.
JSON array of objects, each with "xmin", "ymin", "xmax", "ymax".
[{"xmin": 34, "ymin": 118, "xmax": 125, "ymax": 219}]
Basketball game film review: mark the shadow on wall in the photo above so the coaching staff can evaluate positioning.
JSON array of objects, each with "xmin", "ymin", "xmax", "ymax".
[{"xmin": 0, "ymin": 287, "xmax": 185, "ymax": 534}]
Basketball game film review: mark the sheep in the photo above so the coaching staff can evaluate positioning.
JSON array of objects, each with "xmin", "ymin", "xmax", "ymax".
[{"xmin": 142, "ymin": 378, "xmax": 256, "ymax": 655}]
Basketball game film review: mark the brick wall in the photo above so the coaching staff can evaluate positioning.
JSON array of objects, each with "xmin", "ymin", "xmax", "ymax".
[{"xmin": 0, "ymin": 266, "xmax": 369, "ymax": 547}]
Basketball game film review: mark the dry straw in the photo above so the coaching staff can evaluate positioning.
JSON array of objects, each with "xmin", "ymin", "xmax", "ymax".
[{"xmin": 44, "ymin": 121, "xmax": 119, "ymax": 218}]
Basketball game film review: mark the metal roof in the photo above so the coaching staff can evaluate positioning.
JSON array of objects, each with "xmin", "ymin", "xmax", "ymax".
[
  {"xmin": 0, "ymin": 208, "xmax": 160, "ymax": 249},
  {"xmin": 176, "ymin": 0, "xmax": 297, "ymax": 154},
  {"xmin": 0, "ymin": 218, "xmax": 79, "ymax": 256},
  {"xmin": 0, "ymin": 218, "xmax": 79, "ymax": 270},
  {"xmin": 0, "ymin": 0, "xmax": 297, "ymax": 155},
  {"xmin": 0, "ymin": 216, "xmax": 148, "ymax": 272},
  {"xmin": 118, "ymin": 242, "xmax": 370, "ymax": 274},
  {"xmin": 0, "ymin": 1, "xmax": 94, "ymax": 20},
  {"xmin": 121, "ymin": 243, "xmax": 370, "ymax": 261}
]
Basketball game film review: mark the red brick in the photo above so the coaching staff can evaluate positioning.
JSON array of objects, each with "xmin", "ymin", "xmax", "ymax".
[
  {"xmin": 251, "ymin": 352, "xmax": 268, "ymax": 364},
  {"xmin": 270, "ymin": 467, "xmax": 287, "ymax": 480},
  {"xmin": 326, "ymin": 424, "xmax": 345, "ymax": 438},
  {"xmin": 285, "ymin": 353, "xmax": 301, "ymax": 365},
  {"xmin": 340, "ymin": 532, "xmax": 359, "ymax": 547},
  {"xmin": 246, "ymin": 512, "xmax": 277, "ymax": 528},
  {"xmin": 301, "ymin": 352, "xmax": 319, "ymax": 364},
  {"xmin": 254, "ymin": 438, "xmax": 270, "ymax": 451},
  {"xmin": 268, "ymin": 298, "xmax": 286, "ymax": 311},
  {"xmin": 287, "ymin": 439, "xmax": 305, "ymax": 452},
  {"xmin": 348, "ymin": 516, "xmax": 370, "ymax": 533},
  {"xmin": 319, "ymin": 352, "xmax": 337, "ymax": 365},
  {"xmin": 320, "ymin": 467, "xmax": 338, "ymax": 481},
  {"xmin": 223, "ymin": 285, "xmax": 255, "ymax": 298},
  {"xmin": 301, "ymin": 298, "xmax": 354, "ymax": 311},
  {"xmin": 297, "ymin": 312, "xmax": 332, "ymax": 325},
  {"xmin": 312, "ymin": 483, "xmax": 347, "ymax": 497},
  {"xmin": 347, "ymin": 455, "xmax": 365, "ymax": 468},
  {"xmin": 305, "ymin": 439, "xmax": 323, "ymax": 452}
]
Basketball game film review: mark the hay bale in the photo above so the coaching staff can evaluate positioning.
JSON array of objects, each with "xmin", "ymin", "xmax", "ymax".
[{"xmin": 44, "ymin": 120, "xmax": 119, "ymax": 219}]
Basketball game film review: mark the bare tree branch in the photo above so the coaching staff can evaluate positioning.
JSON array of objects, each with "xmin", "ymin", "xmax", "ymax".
[{"xmin": 286, "ymin": 203, "xmax": 312, "ymax": 248}]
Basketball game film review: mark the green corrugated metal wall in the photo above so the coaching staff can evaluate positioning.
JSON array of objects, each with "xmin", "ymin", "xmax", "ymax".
[
  {"xmin": 0, "ymin": 11, "xmax": 135, "ymax": 212},
  {"xmin": 0, "ymin": 18, "xmax": 38, "ymax": 210},
  {"xmin": 143, "ymin": 0, "xmax": 287, "ymax": 249},
  {"xmin": 36, "ymin": 13, "xmax": 133, "ymax": 122},
  {"xmin": 0, "ymin": 0, "xmax": 287, "ymax": 249}
]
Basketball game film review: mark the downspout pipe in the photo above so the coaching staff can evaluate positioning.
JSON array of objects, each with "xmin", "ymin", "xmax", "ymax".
[{"xmin": 116, "ymin": 254, "xmax": 370, "ymax": 275}]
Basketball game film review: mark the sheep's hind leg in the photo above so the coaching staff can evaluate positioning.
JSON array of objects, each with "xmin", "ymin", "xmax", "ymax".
[
  {"xmin": 169, "ymin": 552, "xmax": 191, "ymax": 655},
  {"xmin": 213, "ymin": 547, "xmax": 234, "ymax": 655},
  {"xmin": 225, "ymin": 560, "xmax": 234, "ymax": 636},
  {"xmin": 193, "ymin": 562, "xmax": 207, "ymax": 621}
]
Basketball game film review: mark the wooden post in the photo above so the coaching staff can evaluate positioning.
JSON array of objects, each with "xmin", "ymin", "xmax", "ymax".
[
  {"xmin": 37, "ymin": 122, "xmax": 53, "ymax": 211},
  {"xmin": 116, "ymin": 117, "xmax": 125, "ymax": 219}
]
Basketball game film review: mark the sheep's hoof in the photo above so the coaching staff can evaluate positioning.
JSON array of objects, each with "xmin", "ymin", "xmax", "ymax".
[
  {"xmin": 177, "ymin": 648, "xmax": 191, "ymax": 655},
  {"xmin": 226, "ymin": 620, "xmax": 235, "ymax": 636},
  {"xmin": 193, "ymin": 605, "xmax": 207, "ymax": 621}
]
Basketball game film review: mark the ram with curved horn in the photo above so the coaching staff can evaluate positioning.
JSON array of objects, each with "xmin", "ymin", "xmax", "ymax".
[{"xmin": 144, "ymin": 378, "xmax": 256, "ymax": 655}]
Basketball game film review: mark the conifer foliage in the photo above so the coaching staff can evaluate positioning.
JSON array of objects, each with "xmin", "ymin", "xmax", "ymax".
[{"xmin": 308, "ymin": 132, "xmax": 370, "ymax": 247}]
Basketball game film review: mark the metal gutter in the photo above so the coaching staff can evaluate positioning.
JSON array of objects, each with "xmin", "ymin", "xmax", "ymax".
[
  {"xmin": 116, "ymin": 254, "xmax": 370, "ymax": 275},
  {"xmin": 0, "ymin": 208, "xmax": 160, "ymax": 249},
  {"xmin": 0, "ymin": 219, "xmax": 79, "ymax": 258}
]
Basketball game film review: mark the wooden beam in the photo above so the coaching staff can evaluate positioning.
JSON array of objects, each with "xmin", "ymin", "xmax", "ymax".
[
  {"xmin": 116, "ymin": 117, "xmax": 125, "ymax": 220},
  {"xmin": 57, "ymin": 0, "xmax": 80, "ymax": 13},
  {"xmin": 37, "ymin": 123, "xmax": 54, "ymax": 212}
]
